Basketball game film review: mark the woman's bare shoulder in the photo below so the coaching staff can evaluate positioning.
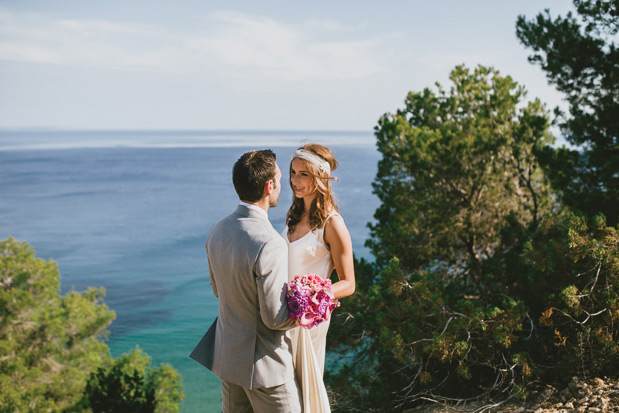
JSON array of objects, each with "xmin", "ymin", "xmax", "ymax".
[{"xmin": 325, "ymin": 212, "xmax": 347, "ymax": 232}]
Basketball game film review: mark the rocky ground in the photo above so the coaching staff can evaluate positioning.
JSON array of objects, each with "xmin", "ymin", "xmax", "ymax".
[{"xmin": 405, "ymin": 377, "xmax": 619, "ymax": 412}]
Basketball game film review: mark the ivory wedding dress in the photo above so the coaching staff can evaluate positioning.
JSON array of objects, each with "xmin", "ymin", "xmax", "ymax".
[{"xmin": 282, "ymin": 212, "xmax": 339, "ymax": 413}]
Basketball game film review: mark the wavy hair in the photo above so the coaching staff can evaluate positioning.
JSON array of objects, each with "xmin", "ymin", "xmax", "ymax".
[{"xmin": 286, "ymin": 143, "xmax": 339, "ymax": 234}]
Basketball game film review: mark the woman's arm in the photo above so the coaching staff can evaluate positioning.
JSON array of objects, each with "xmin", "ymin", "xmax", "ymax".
[{"xmin": 324, "ymin": 214, "xmax": 355, "ymax": 299}]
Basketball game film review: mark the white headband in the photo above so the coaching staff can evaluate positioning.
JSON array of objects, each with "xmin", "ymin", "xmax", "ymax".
[{"xmin": 293, "ymin": 149, "xmax": 331, "ymax": 175}]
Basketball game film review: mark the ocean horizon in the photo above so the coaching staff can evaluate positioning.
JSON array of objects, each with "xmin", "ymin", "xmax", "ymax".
[
  {"xmin": 0, "ymin": 129, "xmax": 375, "ymax": 151},
  {"xmin": 0, "ymin": 129, "xmax": 381, "ymax": 411}
]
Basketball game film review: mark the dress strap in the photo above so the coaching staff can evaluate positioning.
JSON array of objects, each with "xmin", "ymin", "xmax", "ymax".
[
  {"xmin": 321, "ymin": 211, "xmax": 340, "ymax": 230},
  {"xmin": 322, "ymin": 211, "xmax": 341, "ymax": 247},
  {"xmin": 325, "ymin": 211, "xmax": 340, "ymax": 221}
]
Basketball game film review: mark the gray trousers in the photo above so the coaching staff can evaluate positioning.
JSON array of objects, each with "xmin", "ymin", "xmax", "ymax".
[{"xmin": 221, "ymin": 379, "xmax": 302, "ymax": 413}]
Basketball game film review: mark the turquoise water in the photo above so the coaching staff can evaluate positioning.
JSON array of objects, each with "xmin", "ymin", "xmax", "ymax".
[{"xmin": 0, "ymin": 130, "xmax": 380, "ymax": 411}]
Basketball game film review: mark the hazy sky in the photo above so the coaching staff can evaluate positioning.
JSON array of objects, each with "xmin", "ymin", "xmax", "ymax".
[{"xmin": 0, "ymin": 0, "xmax": 574, "ymax": 131}]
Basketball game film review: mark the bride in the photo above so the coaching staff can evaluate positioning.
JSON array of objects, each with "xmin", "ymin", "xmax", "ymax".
[{"xmin": 282, "ymin": 143, "xmax": 356, "ymax": 412}]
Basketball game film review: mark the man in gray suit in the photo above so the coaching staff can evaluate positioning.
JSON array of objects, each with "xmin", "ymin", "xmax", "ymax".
[{"xmin": 190, "ymin": 149, "xmax": 301, "ymax": 412}]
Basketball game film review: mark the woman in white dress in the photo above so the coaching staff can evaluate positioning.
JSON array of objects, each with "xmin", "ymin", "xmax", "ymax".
[{"xmin": 282, "ymin": 143, "xmax": 356, "ymax": 412}]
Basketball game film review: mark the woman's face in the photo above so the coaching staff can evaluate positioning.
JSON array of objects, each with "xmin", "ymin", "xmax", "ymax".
[{"xmin": 290, "ymin": 158, "xmax": 316, "ymax": 199}]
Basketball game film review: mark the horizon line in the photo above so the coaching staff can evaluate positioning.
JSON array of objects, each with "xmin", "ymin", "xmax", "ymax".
[{"xmin": 0, "ymin": 127, "xmax": 374, "ymax": 134}]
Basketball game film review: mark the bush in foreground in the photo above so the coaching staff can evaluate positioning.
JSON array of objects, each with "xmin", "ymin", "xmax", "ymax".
[
  {"xmin": 0, "ymin": 237, "xmax": 183, "ymax": 412},
  {"xmin": 329, "ymin": 214, "xmax": 618, "ymax": 411}
]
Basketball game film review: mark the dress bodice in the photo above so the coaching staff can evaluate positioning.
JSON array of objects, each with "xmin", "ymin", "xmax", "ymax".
[{"xmin": 281, "ymin": 212, "xmax": 339, "ymax": 282}]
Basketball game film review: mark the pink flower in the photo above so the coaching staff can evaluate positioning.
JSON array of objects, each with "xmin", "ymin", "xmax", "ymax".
[
  {"xmin": 316, "ymin": 295, "xmax": 331, "ymax": 317},
  {"xmin": 298, "ymin": 311, "xmax": 317, "ymax": 328},
  {"xmin": 286, "ymin": 273, "xmax": 339, "ymax": 329}
]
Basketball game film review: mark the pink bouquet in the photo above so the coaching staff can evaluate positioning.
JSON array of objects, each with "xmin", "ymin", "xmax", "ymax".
[{"xmin": 286, "ymin": 273, "xmax": 340, "ymax": 329}]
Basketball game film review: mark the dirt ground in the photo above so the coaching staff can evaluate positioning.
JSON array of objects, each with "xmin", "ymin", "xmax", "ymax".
[{"xmin": 404, "ymin": 377, "xmax": 619, "ymax": 413}]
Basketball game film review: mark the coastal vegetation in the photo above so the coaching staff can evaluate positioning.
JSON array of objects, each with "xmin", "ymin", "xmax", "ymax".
[
  {"xmin": 327, "ymin": 0, "xmax": 619, "ymax": 410},
  {"xmin": 0, "ymin": 237, "xmax": 184, "ymax": 412},
  {"xmin": 516, "ymin": 0, "xmax": 618, "ymax": 227}
]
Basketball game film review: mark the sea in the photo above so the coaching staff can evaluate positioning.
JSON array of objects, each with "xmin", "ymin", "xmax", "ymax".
[{"xmin": 0, "ymin": 130, "xmax": 381, "ymax": 412}]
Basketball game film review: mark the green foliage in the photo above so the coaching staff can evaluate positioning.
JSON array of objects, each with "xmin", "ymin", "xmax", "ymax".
[
  {"xmin": 516, "ymin": 0, "xmax": 619, "ymax": 226},
  {"xmin": 86, "ymin": 350, "xmax": 156, "ymax": 413},
  {"xmin": 368, "ymin": 64, "xmax": 553, "ymax": 287},
  {"xmin": 0, "ymin": 237, "xmax": 114, "ymax": 411},
  {"xmin": 329, "ymin": 214, "xmax": 619, "ymax": 411},
  {"xmin": 329, "ymin": 257, "xmax": 529, "ymax": 410},
  {"xmin": 327, "ymin": 62, "xmax": 619, "ymax": 411},
  {"xmin": 522, "ymin": 213, "xmax": 619, "ymax": 381},
  {"xmin": 0, "ymin": 237, "xmax": 184, "ymax": 412},
  {"xmin": 85, "ymin": 348, "xmax": 183, "ymax": 413}
]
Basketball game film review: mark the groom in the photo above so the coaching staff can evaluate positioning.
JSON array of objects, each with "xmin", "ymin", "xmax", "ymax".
[{"xmin": 190, "ymin": 149, "xmax": 301, "ymax": 412}]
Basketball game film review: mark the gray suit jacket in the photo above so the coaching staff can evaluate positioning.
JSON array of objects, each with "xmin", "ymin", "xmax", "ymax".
[{"xmin": 190, "ymin": 205, "xmax": 296, "ymax": 389}]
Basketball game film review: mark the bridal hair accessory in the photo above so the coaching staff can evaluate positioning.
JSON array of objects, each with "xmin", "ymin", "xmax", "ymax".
[
  {"xmin": 286, "ymin": 273, "xmax": 340, "ymax": 329},
  {"xmin": 293, "ymin": 149, "xmax": 331, "ymax": 175}
]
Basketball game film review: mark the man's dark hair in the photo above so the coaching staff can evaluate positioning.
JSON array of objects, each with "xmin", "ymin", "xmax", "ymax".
[{"xmin": 232, "ymin": 149, "xmax": 277, "ymax": 202}]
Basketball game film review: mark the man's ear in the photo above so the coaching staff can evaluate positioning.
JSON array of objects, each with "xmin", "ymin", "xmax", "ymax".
[{"xmin": 264, "ymin": 179, "xmax": 274, "ymax": 196}]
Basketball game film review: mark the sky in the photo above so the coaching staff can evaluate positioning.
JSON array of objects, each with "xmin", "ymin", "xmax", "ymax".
[{"xmin": 0, "ymin": 0, "xmax": 575, "ymax": 131}]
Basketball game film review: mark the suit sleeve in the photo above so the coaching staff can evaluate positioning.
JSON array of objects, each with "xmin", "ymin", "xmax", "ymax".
[{"xmin": 255, "ymin": 237, "xmax": 297, "ymax": 330}]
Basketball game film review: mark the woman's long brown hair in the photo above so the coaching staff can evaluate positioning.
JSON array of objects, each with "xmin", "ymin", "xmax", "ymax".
[{"xmin": 287, "ymin": 143, "xmax": 339, "ymax": 234}]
